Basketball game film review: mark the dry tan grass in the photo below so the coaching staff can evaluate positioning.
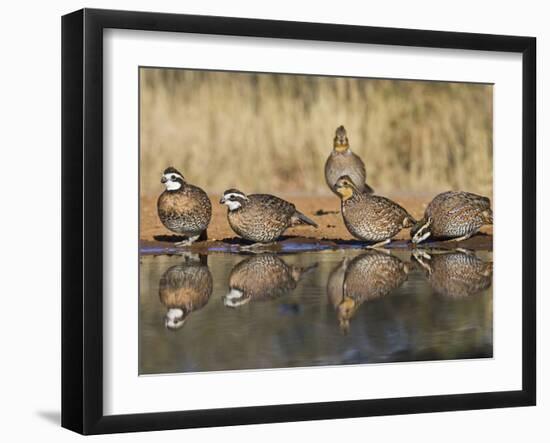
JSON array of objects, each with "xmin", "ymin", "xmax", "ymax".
[{"xmin": 140, "ymin": 68, "xmax": 492, "ymax": 198}]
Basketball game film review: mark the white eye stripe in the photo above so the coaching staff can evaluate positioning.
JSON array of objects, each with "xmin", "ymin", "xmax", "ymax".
[
  {"xmin": 164, "ymin": 172, "xmax": 184, "ymax": 181},
  {"xmin": 224, "ymin": 192, "xmax": 247, "ymax": 200}
]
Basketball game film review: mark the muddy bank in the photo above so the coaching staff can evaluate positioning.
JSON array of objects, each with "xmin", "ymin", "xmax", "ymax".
[{"xmin": 140, "ymin": 194, "xmax": 493, "ymax": 254}]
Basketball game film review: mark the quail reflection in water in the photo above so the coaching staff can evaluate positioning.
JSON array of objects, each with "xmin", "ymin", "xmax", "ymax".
[
  {"xmin": 141, "ymin": 249, "xmax": 493, "ymax": 373},
  {"xmin": 412, "ymin": 249, "xmax": 492, "ymax": 297},
  {"xmin": 328, "ymin": 250, "xmax": 410, "ymax": 333},
  {"xmin": 223, "ymin": 254, "xmax": 317, "ymax": 308},
  {"xmin": 158, "ymin": 256, "xmax": 213, "ymax": 329}
]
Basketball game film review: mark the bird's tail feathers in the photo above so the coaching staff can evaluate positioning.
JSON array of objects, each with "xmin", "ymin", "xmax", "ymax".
[{"xmin": 292, "ymin": 211, "xmax": 319, "ymax": 228}]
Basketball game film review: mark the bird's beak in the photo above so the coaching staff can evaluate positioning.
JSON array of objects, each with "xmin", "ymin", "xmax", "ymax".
[
  {"xmin": 219, "ymin": 196, "xmax": 226, "ymax": 204},
  {"xmin": 161, "ymin": 176, "xmax": 167, "ymax": 184}
]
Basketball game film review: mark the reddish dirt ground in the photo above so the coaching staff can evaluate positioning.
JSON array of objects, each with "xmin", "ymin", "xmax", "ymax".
[{"xmin": 141, "ymin": 194, "xmax": 492, "ymax": 253}]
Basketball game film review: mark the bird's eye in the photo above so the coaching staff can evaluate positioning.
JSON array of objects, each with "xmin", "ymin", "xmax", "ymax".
[{"xmin": 171, "ymin": 175, "xmax": 177, "ymax": 180}]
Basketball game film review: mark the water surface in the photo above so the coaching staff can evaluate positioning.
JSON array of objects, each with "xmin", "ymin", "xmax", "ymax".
[{"xmin": 139, "ymin": 249, "xmax": 492, "ymax": 374}]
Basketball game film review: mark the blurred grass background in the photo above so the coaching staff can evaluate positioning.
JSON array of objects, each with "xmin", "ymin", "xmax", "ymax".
[{"xmin": 140, "ymin": 68, "xmax": 492, "ymax": 197}]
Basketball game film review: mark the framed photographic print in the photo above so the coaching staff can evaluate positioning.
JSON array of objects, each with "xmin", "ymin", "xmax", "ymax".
[{"xmin": 61, "ymin": 8, "xmax": 536, "ymax": 435}]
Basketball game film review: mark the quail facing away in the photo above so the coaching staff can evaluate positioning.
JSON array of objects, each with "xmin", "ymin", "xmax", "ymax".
[
  {"xmin": 157, "ymin": 167, "xmax": 212, "ymax": 246},
  {"xmin": 325, "ymin": 125, "xmax": 374, "ymax": 195},
  {"xmin": 411, "ymin": 191, "xmax": 493, "ymax": 244},
  {"xmin": 331, "ymin": 251, "xmax": 409, "ymax": 333},
  {"xmin": 219, "ymin": 189, "xmax": 318, "ymax": 245},
  {"xmin": 334, "ymin": 175, "xmax": 416, "ymax": 248},
  {"xmin": 158, "ymin": 258, "xmax": 213, "ymax": 330},
  {"xmin": 412, "ymin": 249, "xmax": 492, "ymax": 298},
  {"xmin": 223, "ymin": 254, "xmax": 317, "ymax": 308}
]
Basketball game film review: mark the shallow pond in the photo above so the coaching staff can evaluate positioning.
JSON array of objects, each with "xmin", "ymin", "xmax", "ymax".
[{"xmin": 139, "ymin": 248, "xmax": 492, "ymax": 375}]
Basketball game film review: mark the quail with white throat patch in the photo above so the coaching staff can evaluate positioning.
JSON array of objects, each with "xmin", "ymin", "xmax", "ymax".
[
  {"xmin": 223, "ymin": 254, "xmax": 317, "ymax": 308},
  {"xmin": 334, "ymin": 175, "xmax": 416, "ymax": 248},
  {"xmin": 159, "ymin": 259, "xmax": 212, "ymax": 330},
  {"xmin": 412, "ymin": 249, "xmax": 492, "ymax": 298},
  {"xmin": 411, "ymin": 191, "xmax": 493, "ymax": 245},
  {"xmin": 325, "ymin": 125, "xmax": 374, "ymax": 195},
  {"xmin": 157, "ymin": 167, "xmax": 212, "ymax": 247},
  {"xmin": 220, "ymin": 189, "xmax": 318, "ymax": 246}
]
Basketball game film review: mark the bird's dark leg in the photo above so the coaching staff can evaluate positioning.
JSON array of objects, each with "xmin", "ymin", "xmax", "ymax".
[{"xmin": 223, "ymin": 289, "xmax": 250, "ymax": 308}]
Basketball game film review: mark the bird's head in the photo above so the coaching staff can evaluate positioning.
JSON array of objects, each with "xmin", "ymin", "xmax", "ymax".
[
  {"xmin": 411, "ymin": 217, "xmax": 433, "ymax": 244},
  {"xmin": 220, "ymin": 189, "xmax": 248, "ymax": 211},
  {"xmin": 161, "ymin": 167, "xmax": 185, "ymax": 191},
  {"xmin": 164, "ymin": 308, "xmax": 187, "ymax": 330},
  {"xmin": 222, "ymin": 288, "xmax": 250, "ymax": 308},
  {"xmin": 333, "ymin": 125, "xmax": 350, "ymax": 153},
  {"xmin": 337, "ymin": 297, "xmax": 357, "ymax": 335},
  {"xmin": 334, "ymin": 175, "xmax": 358, "ymax": 201}
]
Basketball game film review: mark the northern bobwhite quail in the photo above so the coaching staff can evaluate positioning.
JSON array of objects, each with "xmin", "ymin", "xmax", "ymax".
[
  {"xmin": 157, "ymin": 167, "xmax": 212, "ymax": 246},
  {"xmin": 411, "ymin": 191, "xmax": 493, "ymax": 244},
  {"xmin": 158, "ymin": 258, "xmax": 213, "ymax": 329},
  {"xmin": 325, "ymin": 125, "xmax": 373, "ymax": 195},
  {"xmin": 220, "ymin": 189, "xmax": 318, "ymax": 245},
  {"xmin": 412, "ymin": 249, "xmax": 492, "ymax": 298},
  {"xmin": 223, "ymin": 254, "xmax": 317, "ymax": 308},
  {"xmin": 334, "ymin": 175, "xmax": 416, "ymax": 248},
  {"xmin": 334, "ymin": 251, "xmax": 409, "ymax": 333}
]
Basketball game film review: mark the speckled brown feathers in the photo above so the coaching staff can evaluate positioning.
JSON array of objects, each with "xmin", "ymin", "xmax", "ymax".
[
  {"xmin": 158, "ymin": 260, "xmax": 213, "ymax": 328},
  {"xmin": 157, "ymin": 184, "xmax": 212, "ymax": 233},
  {"xmin": 223, "ymin": 254, "xmax": 316, "ymax": 307},
  {"xmin": 413, "ymin": 250, "xmax": 492, "ymax": 298},
  {"xmin": 221, "ymin": 190, "xmax": 317, "ymax": 243},
  {"xmin": 411, "ymin": 191, "xmax": 493, "ymax": 243},
  {"xmin": 157, "ymin": 168, "xmax": 212, "ymax": 240},
  {"xmin": 334, "ymin": 251, "xmax": 409, "ymax": 332},
  {"xmin": 335, "ymin": 176, "xmax": 415, "ymax": 243}
]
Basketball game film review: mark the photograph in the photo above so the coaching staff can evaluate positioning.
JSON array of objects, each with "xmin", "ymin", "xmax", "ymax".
[{"xmin": 138, "ymin": 68, "xmax": 494, "ymax": 375}]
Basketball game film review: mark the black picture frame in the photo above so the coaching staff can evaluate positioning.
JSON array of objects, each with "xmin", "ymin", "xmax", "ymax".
[{"xmin": 61, "ymin": 8, "xmax": 536, "ymax": 435}]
